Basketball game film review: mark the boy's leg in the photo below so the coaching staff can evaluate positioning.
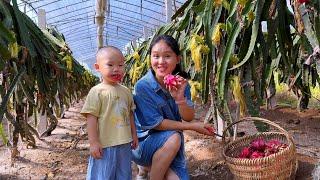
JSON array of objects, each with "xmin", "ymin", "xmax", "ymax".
[
  {"xmin": 116, "ymin": 143, "xmax": 132, "ymax": 180},
  {"xmin": 86, "ymin": 147, "xmax": 117, "ymax": 180}
]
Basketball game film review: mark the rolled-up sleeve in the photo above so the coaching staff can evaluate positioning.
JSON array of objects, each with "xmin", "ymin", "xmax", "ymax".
[
  {"xmin": 134, "ymin": 86, "xmax": 163, "ymax": 130},
  {"xmin": 185, "ymin": 84, "xmax": 194, "ymax": 107}
]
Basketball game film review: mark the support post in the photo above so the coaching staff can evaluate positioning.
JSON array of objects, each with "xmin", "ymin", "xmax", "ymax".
[
  {"xmin": 95, "ymin": 0, "xmax": 107, "ymax": 49},
  {"xmin": 164, "ymin": 0, "xmax": 173, "ymax": 23},
  {"xmin": 37, "ymin": 9, "xmax": 46, "ymax": 29}
]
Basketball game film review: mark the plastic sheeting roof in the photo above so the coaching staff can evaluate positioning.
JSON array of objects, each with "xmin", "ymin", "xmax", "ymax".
[{"xmin": 17, "ymin": 0, "xmax": 186, "ymax": 71}]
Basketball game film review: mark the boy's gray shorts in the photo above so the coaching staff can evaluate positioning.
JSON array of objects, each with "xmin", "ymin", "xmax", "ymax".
[{"xmin": 86, "ymin": 143, "xmax": 131, "ymax": 180}]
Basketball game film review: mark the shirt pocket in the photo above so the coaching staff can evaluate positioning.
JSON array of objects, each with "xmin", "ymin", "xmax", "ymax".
[{"xmin": 157, "ymin": 102, "xmax": 175, "ymax": 120}]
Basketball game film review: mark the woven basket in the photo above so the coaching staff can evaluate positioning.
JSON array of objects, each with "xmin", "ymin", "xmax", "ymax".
[{"xmin": 222, "ymin": 117, "xmax": 298, "ymax": 180}]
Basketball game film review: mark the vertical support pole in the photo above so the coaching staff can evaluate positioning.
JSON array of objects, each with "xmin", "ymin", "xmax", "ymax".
[
  {"xmin": 37, "ymin": 9, "xmax": 48, "ymax": 134},
  {"xmin": 216, "ymin": 109, "xmax": 224, "ymax": 140},
  {"xmin": 38, "ymin": 111, "xmax": 47, "ymax": 135},
  {"xmin": 164, "ymin": 0, "xmax": 173, "ymax": 23},
  {"xmin": 37, "ymin": 9, "xmax": 46, "ymax": 29},
  {"xmin": 126, "ymin": 46, "xmax": 131, "ymax": 55},
  {"xmin": 95, "ymin": 0, "xmax": 107, "ymax": 49},
  {"xmin": 132, "ymin": 38, "xmax": 137, "ymax": 49},
  {"xmin": 143, "ymin": 26, "xmax": 148, "ymax": 39}
]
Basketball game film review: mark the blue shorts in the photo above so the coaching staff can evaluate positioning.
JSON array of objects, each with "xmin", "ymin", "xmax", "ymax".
[
  {"xmin": 86, "ymin": 143, "xmax": 132, "ymax": 180},
  {"xmin": 132, "ymin": 131, "xmax": 189, "ymax": 180}
]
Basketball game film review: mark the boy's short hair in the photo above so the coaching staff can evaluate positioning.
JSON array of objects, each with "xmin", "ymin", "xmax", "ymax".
[{"xmin": 96, "ymin": 46, "xmax": 123, "ymax": 59}]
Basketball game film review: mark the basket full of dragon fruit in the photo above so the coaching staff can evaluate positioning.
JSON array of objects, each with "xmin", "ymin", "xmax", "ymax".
[
  {"xmin": 222, "ymin": 117, "xmax": 297, "ymax": 180},
  {"xmin": 238, "ymin": 138, "xmax": 288, "ymax": 159}
]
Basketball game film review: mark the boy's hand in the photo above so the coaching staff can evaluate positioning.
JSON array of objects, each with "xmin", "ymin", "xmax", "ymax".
[
  {"xmin": 131, "ymin": 134, "xmax": 139, "ymax": 149},
  {"xmin": 90, "ymin": 142, "xmax": 103, "ymax": 159}
]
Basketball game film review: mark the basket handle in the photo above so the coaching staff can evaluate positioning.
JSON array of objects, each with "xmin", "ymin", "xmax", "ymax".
[{"xmin": 222, "ymin": 117, "xmax": 293, "ymax": 144}]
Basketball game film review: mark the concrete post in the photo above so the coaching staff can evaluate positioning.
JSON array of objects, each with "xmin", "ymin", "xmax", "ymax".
[
  {"xmin": 37, "ymin": 9, "xmax": 46, "ymax": 29},
  {"xmin": 164, "ymin": 0, "xmax": 173, "ymax": 23}
]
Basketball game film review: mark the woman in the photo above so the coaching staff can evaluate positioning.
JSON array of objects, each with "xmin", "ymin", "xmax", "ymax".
[{"xmin": 132, "ymin": 35, "xmax": 214, "ymax": 180}]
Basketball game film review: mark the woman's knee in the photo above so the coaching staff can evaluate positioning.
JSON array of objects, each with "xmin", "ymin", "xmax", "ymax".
[
  {"xmin": 163, "ymin": 133, "xmax": 181, "ymax": 153},
  {"xmin": 165, "ymin": 168, "xmax": 179, "ymax": 180}
]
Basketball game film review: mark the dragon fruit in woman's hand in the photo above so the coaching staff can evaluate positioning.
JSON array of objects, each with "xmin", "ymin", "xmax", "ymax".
[{"xmin": 164, "ymin": 74, "xmax": 178, "ymax": 88}]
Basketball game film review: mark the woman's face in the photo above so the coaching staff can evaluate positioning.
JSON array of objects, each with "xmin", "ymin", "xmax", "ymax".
[{"xmin": 150, "ymin": 40, "xmax": 180, "ymax": 80}]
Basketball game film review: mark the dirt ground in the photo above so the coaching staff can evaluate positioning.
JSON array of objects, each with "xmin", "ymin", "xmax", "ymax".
[{"xmin": 0, "ymin": 100, "xmax": 319, "ymax": 180}]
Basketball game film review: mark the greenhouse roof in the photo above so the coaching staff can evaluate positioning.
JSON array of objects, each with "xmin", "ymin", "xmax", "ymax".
[{"xmin": 17, "ymin": 0, "xmax": 186, "ymax": 71}]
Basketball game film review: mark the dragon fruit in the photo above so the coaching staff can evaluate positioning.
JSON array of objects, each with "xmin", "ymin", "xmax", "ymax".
[
  {"xmin": 238, "ymin": 147, "xmax": 251, "ymax": 158},
  {"xmin": 251, "ymin": 138, "xmax": 266, "ymax": 151},
  {"xmin": 298, "ymin": 0, "xmax": 309, "ymax": 4},
  {"xmin": 164, "ymin": 74, "xmax": 178, "ymax": 88},
  {"xmin": 205, "ymin": 126, "xmax": 215, "ymax": 133},
  {"xmin": 266, "ymin": 139, "xmax": 281, "ymax": 147},
  {"xmin": 237, "ymin": 138, "xmax": 287, "ymax": 159},
  {"xmin": 250, "ymin": 151, "xmax": 265, "ymax": 159}
]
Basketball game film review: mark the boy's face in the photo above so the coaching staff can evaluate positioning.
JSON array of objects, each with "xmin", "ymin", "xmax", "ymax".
[{"xmin": 94, "ymin": 49, "xmax": 125, "ymax": 85}]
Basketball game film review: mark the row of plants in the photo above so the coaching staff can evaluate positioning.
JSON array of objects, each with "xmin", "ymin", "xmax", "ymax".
[
  {"xmin": 0, "ymin": 0, "xmax": 98, "ymax": 155},
  {"xmin": 123, "ymin": 0, "xmax": 320, "ymax": 132}
]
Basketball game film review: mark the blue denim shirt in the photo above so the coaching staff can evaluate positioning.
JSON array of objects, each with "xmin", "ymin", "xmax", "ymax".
[{"xmin": 133, "ymin": 69, "xmax": 194, "ymax": 139}]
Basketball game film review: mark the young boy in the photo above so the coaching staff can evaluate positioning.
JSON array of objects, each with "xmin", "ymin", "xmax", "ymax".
[{"xmin": 81, "ymin": 46, "xmax": 138, "ymax": 180}]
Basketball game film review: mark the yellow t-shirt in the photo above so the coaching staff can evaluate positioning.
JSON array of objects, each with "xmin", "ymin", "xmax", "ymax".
[{"xmin": 80, "ymin": 83, "xmax": 135, "ymax": 148}]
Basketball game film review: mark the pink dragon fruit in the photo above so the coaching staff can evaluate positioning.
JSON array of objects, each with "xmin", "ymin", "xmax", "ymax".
[
  {"xmin": 237, "ymin": 138, "xmax": 288, "ymax": 159},
  {"xmin": 164, "ymin": 74, "xmax": 178, "ymax": 88},
  {"xmin": 205, "ymin": 126, "xmax": 215, "ymax": 133},
  {"xmin": 250, "ymin": 151, "xmax": 265, "ymax": 159},
  {"xmin": 298, "ymin": 0, "xmax": 309, "ymax": 4},
  {"xmin": 238, "ymin": 147, "xmax": 251, "ymax": 158},
  {"xmin": 251, "ymin": 138, "xmax": 266, "ymax": 151}
]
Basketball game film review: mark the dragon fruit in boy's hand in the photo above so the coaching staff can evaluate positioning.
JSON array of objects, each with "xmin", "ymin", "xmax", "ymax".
[{"xmin": 164, "ymin": 74, "xmax": 178, "ymax": 88}]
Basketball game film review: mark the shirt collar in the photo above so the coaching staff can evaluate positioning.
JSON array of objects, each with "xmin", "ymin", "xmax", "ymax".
[{"xmin": 145, "ymin": 69, "xmax": 162, "ymax": 92}]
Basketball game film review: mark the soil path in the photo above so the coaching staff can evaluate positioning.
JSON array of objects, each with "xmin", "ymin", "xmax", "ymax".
[{"xmin": 0, "ymin": 101, "xmax": 319, "ymax": 179}]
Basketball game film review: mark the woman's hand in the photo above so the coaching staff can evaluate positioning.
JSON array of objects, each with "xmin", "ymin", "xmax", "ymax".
[
  {"xmin": 167, "ymin": 75, "xmax": 187, "ymax": 101},
  {"xmin": 90, "ymin": 142, "xmax": 103, "ymax": 159},
  {"xmin": 190, "ymin": 122, "xmax": 216, "ymax": 136}
]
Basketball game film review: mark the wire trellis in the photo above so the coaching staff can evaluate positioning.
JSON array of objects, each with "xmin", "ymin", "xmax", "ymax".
[{"xmin": 18, "ymin": 0, "xmax": 186, "ymax": 71}]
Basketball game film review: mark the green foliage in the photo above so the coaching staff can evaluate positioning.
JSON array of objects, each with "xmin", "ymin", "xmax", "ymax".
[
  {"xmin": 0, "ymin": 1, "xmax": 99, "ymax": 147},
  {"xmin": 124, "ymin": 0, "xmax": 320, "ymax": 130}
]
